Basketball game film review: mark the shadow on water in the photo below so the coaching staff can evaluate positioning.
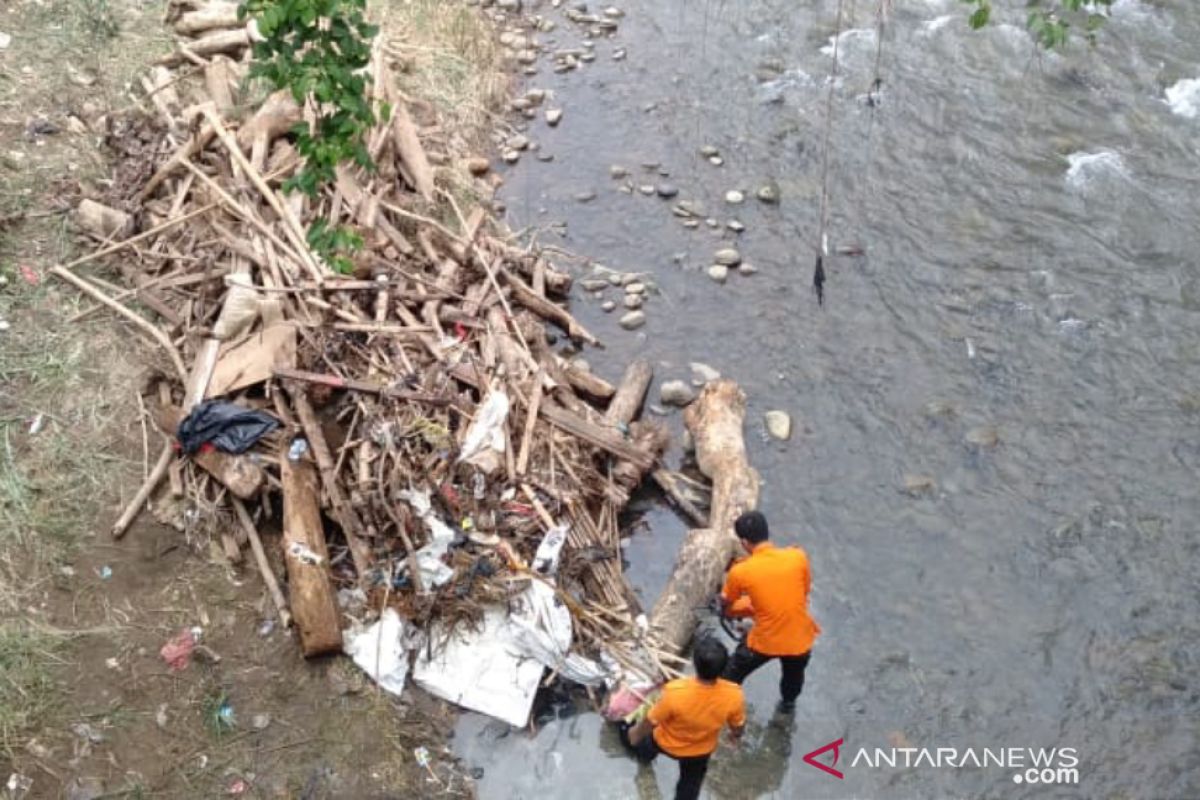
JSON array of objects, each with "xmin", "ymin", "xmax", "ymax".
[{"xmin": 455, "ymin": 0, "xmax": 1200, "ymax": 797}]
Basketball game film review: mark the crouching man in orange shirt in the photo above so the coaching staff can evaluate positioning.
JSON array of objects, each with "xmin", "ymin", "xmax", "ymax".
[
  {"xmin": 721, "ymin": 511, "xmax": 820, "ymax": 713},
  {"xmin": 624, "ymin": 638, "xmax": 745, "ymax": 800}
]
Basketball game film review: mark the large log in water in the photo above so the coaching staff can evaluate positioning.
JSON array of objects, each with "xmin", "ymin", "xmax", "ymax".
[{"xmin": 647, "ymin": 380, "xmax": 761, "ymax": 654}]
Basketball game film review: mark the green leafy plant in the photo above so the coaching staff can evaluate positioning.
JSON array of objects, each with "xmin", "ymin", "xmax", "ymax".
[
  {"xmin": 961, "ymin": 0, "xmax": 1114, "ymax": 47},
  {"xmin": 238, "ymin": 0, "xmax": 389, "ymax": 273}
]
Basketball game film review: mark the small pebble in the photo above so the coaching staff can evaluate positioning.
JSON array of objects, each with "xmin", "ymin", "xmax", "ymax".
[
  {"xmin": 699, "ymin": 144, "xmax": 720, "ymax": 157},
  {"xmin": 502, "ymin": 150, "xmax": 520, "ymax": 164},
  {"xmin": 765, "ymin": 410, "xmax": 792, "ymax": 441},
  {"xmin": 545, "ymin": 108, "xmax": 564, "ymax": 126},
  {"xmin": 727, "ymin": 220, "xmax": 745, "ymax": 232},
  {"xmin": 638, "ymin": 185, "xmax": 656, "ymax": 195},
  {"xmin": 709, "ymin": 156, "xmax": 724, "ymax": 166},
  {"xmin": 738, "ymin": 263, "xmax": 758, "ymax": 276},
  {"xmin": 610, "ymin": 165, "xmax": 628, "ymax": 179},
  {"xmin": 708, "ymin": 264, "xmax": 729, "ymax": 283},
  {"xmin": 623, "ymin": 294, "xmax": 643, "ymax": 309},
  {"xmin": 724, "ymin": 190, "xmax": 745, "ymax": 204},
  {"xmin": 656, "ymin": 184, "xmax": 679, "ymax": 199},
  {"xmin": 601, "ymin": 300, "xmax": 616, "ymax": 312},
  {"xmin": 714, "ymin": 248, "xmax": 741, "ymax": 266},
  {"xmin": 625, "ymin": 282, "xmax": 646, "ymax": 295},
  {"xmin": 574, "ymin": 190, "xmax": 597, "ymax": 202}
]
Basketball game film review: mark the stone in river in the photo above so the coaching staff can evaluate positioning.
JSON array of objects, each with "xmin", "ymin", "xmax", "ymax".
[
  {"xmin": 498, "ymin": 0, "xmax": 522, "ymax": 9},
  {"xmin": 525, "ymin": 88, "xmax": 546, "ymax": 104},
  {"xmin": 965, "ymin": 426, "xmax": 1000, "ymax": 448},
  {"xmin": 612, "ymin": 48, "xmax": 627, "ymax": 61},
  {"xmin": 502, "ymin": 149, "xmax": 521, "ymax": 164},
  {"xmin": 727, "ymin": 220, "xmax": 745, "ymax": 232},
  {"xmin": 713, "ymin": 248, "xmax": 741, "ymax": 266},
  {"xmin": 574, "ymin": 190, "xmax": 597, "ymax": 202},
  {"xmin": 619, "ymin": 310, "xmax": 646, "ymax": 330},
  {"xmin": 601, "ymin": 300, "xmax": 616, "ymax": 312},
  {"xmin": 545, "ymin": 108, "xmax": 564, "ymax": 126},
  {"xmin": 903, "ymin": 474, "xmax": 937, "ymax": 495},
  {"xmin": 690, "ymin": 362, "xmax": 720, "ymax": 386},
  {"xmin": 625, "ymin": 281, "xmax": 646, "ymax": 295},
  {"xmin": 517, "ymin": 49, "xmax": 539, "ymax": 65},
  {"xmin": 682, "ymin": 220, "xmax": 699, "ymax": 229},
  {"xmin": 465, "ymin": 157, "xmax": 490, "ymax": 175},
  {"xmin": 506, "ymin": 134, "xmax": 530, "ymax": 150},
  {"xmin": 623, "ymin": 294, "xmax": 643, "ymax": 309},
  {"xmin": 724, "ymin": 190, "xmax": 745, "ymax": 204},
  {"xmin": 581, "ymin": 278, "xmax": 609, "ymax": 291},
  {"xmin": 756, "ymin": 181, "xmax": 781, "ymax": 204},
  {"xmin": 707, "ymin": 264, "xmax": 729, "ymax": 283},
  {"xmin": 610, "ymin": 165, "xmax": 629, "ymax": 179},
  {"xmin": 656, "ymin": 183, "xmax": 679, "ymax": 198},
  {"xmin": 764, "ymin": 410, "xmax": 792, "ymax": 441},
  {"xmin": 738, "ymin": 263, "xmax": 758, "ymax": 276},
  {"xmin": 699, "ymin": 144, "xmax": 720, "ymax": 157},
  {"xmin": 536, "ymin": 152, "xmax": 555, "ymax": 162},
  {"xmin": 660, "ymin": 380, "xmax": 696, "ymax": 407},
  {"xmin": 603, "ymin": 6, "xmax": 624, "ymax": 17},
  {"xmin": 638, "ymin": 184, "xmax": 655, "ymax": 195},
  {"xmin": 607, "ymin": 272, "xmax": 624, "ymax": 285},
  {"xmin": 709, "ymin": 156, "xmax": 724, "ymax": 166}
]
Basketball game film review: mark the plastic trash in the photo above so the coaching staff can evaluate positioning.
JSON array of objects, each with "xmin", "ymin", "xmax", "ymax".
[
  {"xmin": 399, "ymin": 489, "xmax": 456, "ymax": 590},
  {"xmin": 287, "ymin": 437, "xmax": 308, "ymax": 461},
  {"xmin": 160, "ymin": 627, "xmax": 199, "ymax": 672},
  {"xmin": 457, "ymin": 391, "xmax": 509, "ymax": 472},
  {"xmin": 343, "ymin": 609, "xmax": 411, "ymax": 696},
  {"xmin": 97, "ymin": 565, "xmax": 112, "ymax": 580},
  {"xmin": 176, "ymin": 400, "xmax": 279, "ymax": 455}
]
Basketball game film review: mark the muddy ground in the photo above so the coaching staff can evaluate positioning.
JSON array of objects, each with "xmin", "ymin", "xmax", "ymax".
[{"xmin": 1, "ymin": 1, "xmax": 488, "ymax": 797}]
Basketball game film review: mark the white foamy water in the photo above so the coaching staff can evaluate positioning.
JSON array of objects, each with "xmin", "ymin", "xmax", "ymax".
[
  {"xmin": 820, "ymin": 28, "xmax": 876, "ymax": 57},
  {"xmin": 920, "ymin": 15, "xmax": 955, "ymax": 34},
  {"xmin": 1065, "ymin": 150, "xmax": 1127, "ymax": 187},
  {"xmin": 1165, "ymin": 78, "xmax": 1200, "ymax": 119}
]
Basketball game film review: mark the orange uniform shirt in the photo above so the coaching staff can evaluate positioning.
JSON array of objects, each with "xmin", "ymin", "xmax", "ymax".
[
  {"xmin": 649, "ymin": 677, "xmax": 745, "ymax": 758},
  {"xmin": 721, "ymin": 542, "xmax": 820, "ymax": 656}
]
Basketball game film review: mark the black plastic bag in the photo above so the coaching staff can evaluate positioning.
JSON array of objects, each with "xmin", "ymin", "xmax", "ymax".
[{"xmin": 176, "ymin": 400, "xmax": 279, "ymax": 455}]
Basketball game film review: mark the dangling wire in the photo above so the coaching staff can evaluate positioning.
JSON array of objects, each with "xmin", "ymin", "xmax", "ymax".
[
  {"xmin": 853, "ymin": 0, "xmax": 891, "ymax": 237},
  {"xmin": 814, "ymin": 0, "xmax": 848, "ymax": 306}
]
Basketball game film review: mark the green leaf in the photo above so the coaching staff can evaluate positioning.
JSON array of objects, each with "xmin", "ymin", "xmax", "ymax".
[{"xmin": 968, "ymin": 5, "xmax": 991, "ymax": 30}]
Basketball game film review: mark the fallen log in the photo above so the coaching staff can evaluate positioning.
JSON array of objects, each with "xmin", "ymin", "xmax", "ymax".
[
  {"xmin": 158, "ymin": 27, "xmax": 250, "ymax": 66},
  {"xmin": 279, "ymin": 443, "xmax": 343, "ymax": 656},
  {"xmin": 174, "ymin": 1, "xmax": 240, "ymax": 35},
  {"xmin": 647, "ymin": 380, "xmax": 761, "ymax": 654}
]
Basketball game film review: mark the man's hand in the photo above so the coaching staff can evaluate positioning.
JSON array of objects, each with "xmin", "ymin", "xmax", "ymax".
[{"xmin": 728, "ymin": 724, "xmax": 745, "ymax": 750}]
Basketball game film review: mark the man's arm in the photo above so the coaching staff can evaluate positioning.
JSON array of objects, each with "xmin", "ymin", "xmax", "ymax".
[
  {"xmin": 628, "ymin": 717, "xmax": 655, "ymax": 746},
  {"xmin": 727, "ymin": 697, "xmax": 747, "ymax": 745},
  {"xmin": 719, "ymin": 564, "xmax": 742, "ymax": 616}
]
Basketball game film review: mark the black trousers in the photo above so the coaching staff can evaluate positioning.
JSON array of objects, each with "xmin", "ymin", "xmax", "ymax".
[
  {"xmin": 619, "ymin": 724, "xmax": 711, "ymax": 800},
  {"xmin": 724, "ymin": 642, "xmax": 812, "ymax": 704}
]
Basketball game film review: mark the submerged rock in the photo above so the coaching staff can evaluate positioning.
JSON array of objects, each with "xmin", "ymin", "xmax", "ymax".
[
  {"xmin": 903, "ymin": 474, "xmax": 936, "ymax": 495},
  {"xmin": 610, "ymin": 164, "xmax": 628, "ymax": 179},
  {"xmin": 699, "ymin": 144, "xmax": 720, "ymax": 158},
  {"xmin": 623, "ymin": 294, "xmax": 643, "ymax": 309},
  {"xmin": 756, "ymin": 181, "xmax": 781, "ymax": 204},
  {"xmin": 965, "ymin": 426, "xmax": 1000, "ymax": 448},
  {"xmin": 690, "ymin": 362, "xmax": 720, "ymax": 386},
  {"xmin": 707, "ymin": 264, "xmax": 729, "ymax": 283},
  {"xmin": 545, "ymin": 108, "xmax": 564, "ymax": 126},
  {"xmin": 724, "ymin": 189, "xmax": 745, "ymax": 204},
  {"xmin": 713, "ymin": 248, "xmax": 741, "ymax": 266},
  {"xmin": 764, "ymin": 410, "xmax": 792, "ymax": 441},
  {"xmin": 619, "ymin": 310, "xmax": 646, "ymax": 330},
  {"xmin": 660, "ymin": 380, "xmax": 696, "ymax": 407},
  {"xmin": 656, "ymin": 183, "xmax": 679, "ymax": 198}
]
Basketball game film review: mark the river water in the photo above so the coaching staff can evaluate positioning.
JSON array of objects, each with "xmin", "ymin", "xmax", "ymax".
[{"xmin": 452, "ymin": 1, "xmax": 1200, "ymax": 797}]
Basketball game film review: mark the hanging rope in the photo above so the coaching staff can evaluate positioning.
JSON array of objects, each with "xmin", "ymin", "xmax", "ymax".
[
  {"xmin": 853, "ymin": 0, "xmax": 891, "ymax": 234},
  {"xmin": 814, "ymin": 0, "xmax": 849, "ymax": 306}
]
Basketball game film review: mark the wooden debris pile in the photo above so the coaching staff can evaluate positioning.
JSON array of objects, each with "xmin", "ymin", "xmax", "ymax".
[{"xmin": 56, "ymin": 2, "xmax": 681, "ymax": 679}]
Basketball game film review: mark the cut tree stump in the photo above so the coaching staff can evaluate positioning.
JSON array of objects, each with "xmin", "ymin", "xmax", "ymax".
[
  {"xmin": 280, "ymin": 444, "xmax": 342, "ymax": 656},
  {"xmin": 647, "ymin": 379, "xmax": 760, "ymax": 654}
]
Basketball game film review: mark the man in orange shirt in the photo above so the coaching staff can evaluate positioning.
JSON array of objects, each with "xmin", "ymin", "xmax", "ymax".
[
  {"xmin": 721, "ymin": 511, "xmax": 820, "ymax": 713},
  {"xmin": 623, "ymin": 638, "xmax": 745, "ymax": 800}
]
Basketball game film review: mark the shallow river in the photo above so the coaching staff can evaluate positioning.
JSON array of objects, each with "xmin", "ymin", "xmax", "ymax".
[{"xmin": 452, "ymin": 1, "xmax": 1200, "ymax": 797}]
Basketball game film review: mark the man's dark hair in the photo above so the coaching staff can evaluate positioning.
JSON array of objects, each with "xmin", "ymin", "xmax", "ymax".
[
  {"xmin": 693, "ymin": 637, "xmax": 728, "ymax": 681},
  {"xmin": 735, "ymin": 511, "xmax": 769, "ymax": 544}
]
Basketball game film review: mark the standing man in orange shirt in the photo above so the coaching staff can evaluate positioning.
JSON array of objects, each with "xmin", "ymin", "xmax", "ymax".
[
  {"xmin": 721, "ymin": 511, "xmax": 820, "ymax": 713},
  {"xmin": 624, "ymin": 638, "xmax": 746, "ymax": 800}
]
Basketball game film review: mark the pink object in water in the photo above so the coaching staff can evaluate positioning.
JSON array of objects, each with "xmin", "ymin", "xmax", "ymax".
[{"xmin": 603, "ymin": 683, "xmax": 659, "ymax": 721}]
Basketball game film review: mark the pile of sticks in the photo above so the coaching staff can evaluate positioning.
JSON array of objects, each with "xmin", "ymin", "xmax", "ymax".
[{"xmin": 55, "ymin": 1, "xmax": 678, "ymax": 677}]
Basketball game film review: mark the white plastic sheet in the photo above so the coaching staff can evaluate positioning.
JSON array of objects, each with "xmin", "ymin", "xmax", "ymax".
[
  {"xmin": 457, "ymin": 390, "xmax": 509, "ymax": 472},
  {"xmin": 399, "ymin": 488, "xmax": 456, "ymax": 590},
  {"xmin": 343, "ymin": 609, "xmax": 411, "ymax": 696},
  {"xmin": 413, "ymin": 525, "xmax": 609, "ymax": 727}
]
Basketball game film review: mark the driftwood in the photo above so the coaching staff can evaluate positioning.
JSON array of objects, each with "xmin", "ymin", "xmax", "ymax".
[
  {"xmin": 648, "ymin": 380, "xmax": 761, "ymax": 654},
  {"xmin": 280, "ymin": 444, "xmax": 342, "ymax": 656},
  {"xmin": 232, "ymin": 497, "xmax": 293, "ymax": 628},
  {"xmin": 174, "ymin": 1, "xmax": 240, "ymax": 35}
]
